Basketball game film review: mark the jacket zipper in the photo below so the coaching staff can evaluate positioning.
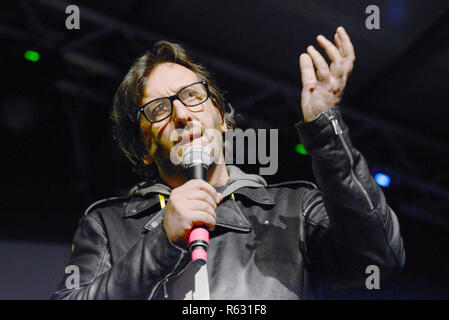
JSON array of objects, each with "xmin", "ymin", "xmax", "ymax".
[
  {"xmin": 327, "ymin": 113, "xmax": 375, "ymax": 211},
  {"xmin": 148, "ymin": 197, "xmax": 251, "ymax": 299},
  {"xmin": 163, "ymin": 278, "xmax": 168, "ymax": 298},
  {"xmin": 147, "ymin": 250, "xmax": 187, "ymax": 300}
]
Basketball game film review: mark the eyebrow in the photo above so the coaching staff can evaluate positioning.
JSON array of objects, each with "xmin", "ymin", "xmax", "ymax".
[
  {"xmin": 143, "ymin": 79, "xmax": 201, "ymax": 103},
  {"xmin": 142, "ymin": 88, "xmax": 175, "ymax": 105}
]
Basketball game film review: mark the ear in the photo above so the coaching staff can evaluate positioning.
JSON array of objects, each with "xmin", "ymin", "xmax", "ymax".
[
  {"xmin": 219, "ymin": 117, "xmax": 228, "ymax": 134},
  {"xmin": 142, "ymin": 152, "xmax": 153, "ymax": 165},
  {"xmin": 216, "ymin": 108, "xmax": 228, "ymax": 134}
]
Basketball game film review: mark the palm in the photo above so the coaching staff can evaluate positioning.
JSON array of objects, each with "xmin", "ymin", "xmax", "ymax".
[{"xmin": 299, "ymin": 26, "xmax": 355, "ymax": 122}]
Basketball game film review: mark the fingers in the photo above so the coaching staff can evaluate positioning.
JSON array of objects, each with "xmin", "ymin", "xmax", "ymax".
[
  {"xmin": 336, "ymin": 26, "xmax": 355, "ymax": 61},
  {"xmin": 189, "ymin": 210, "xmax": 216, "ymax": 231},
  {"xmin": 188, "ymin": 179, "xmax": 222, "ymax": 203},
  {"xmin": 317, "ymin": 34, "xmax": 345, "ymax": 78},
  {"xmin": 187, "ymin": 190, "xmax": 218, "ymax": 210},
  {"xmin": 181, "ymin": 179, "xmax": 222, "ymax": 231},
  {"xmin": 302, "ymin": 27, "xmax": 355, "ymax": 83},
  {"xmin": 299, "ymin": 53, "xmax": 316, "ymax": 90},
  {"xmin": 186, "ymin": 190, "xmax": 219, "ymax": 227},
  {"xmin": 316, "ymin": 35, "xmax": 341, "ymax": 63},
  {"xmin": 334, "ymin": 33, "xmax": 344, "ymax": 57},
  {"xmin": 306, "ymin": 45, "xmax": 330, "ymax": 82}
]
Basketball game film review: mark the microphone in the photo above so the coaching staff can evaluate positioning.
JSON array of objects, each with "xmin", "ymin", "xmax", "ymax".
[{"xmin": 182, "ymin": 145, "xmax": 213, "ymax": 265}]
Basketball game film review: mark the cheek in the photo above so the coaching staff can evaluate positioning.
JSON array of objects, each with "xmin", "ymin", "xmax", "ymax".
[
  {"xmin": 141, "ymin": 121, "xmax": 176, "ymax": 155},
  {"xmin": 204, "ymin": 103, "xmax": 223, "ymax": 128},
  {"xmin": 139, "ymin": 121, "xmax": 153, "ymax": 147},
  {"xmin": 140, "ymin": 121, "xmax": 162, "ymax": 157}
]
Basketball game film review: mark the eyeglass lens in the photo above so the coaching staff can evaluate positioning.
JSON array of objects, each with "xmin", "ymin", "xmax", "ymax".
[{"xmin": 144, "ymin": 82, "xmax": 208, "ymax": 123}]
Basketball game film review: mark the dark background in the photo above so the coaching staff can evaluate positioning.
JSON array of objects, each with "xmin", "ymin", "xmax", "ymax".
[{"xmin": 0, "ymin": 0, "xmax": 448, "ymax": 299}]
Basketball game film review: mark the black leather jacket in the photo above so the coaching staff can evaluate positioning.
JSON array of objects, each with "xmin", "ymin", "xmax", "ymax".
[{"xmin": 52, "ymin": 107, "xmax": 405, "ymax": 299}]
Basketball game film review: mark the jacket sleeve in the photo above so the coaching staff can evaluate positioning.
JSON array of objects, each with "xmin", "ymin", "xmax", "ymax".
[
  {"xmin": 295, "ymin": 106, "xmax": 405, "ymax": 291},
  {"xmin": 51, "ymin": 212, "xmax": 189, "ymax": 300}
]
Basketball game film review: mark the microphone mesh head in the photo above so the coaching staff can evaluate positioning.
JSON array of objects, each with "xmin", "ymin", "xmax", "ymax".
[{"xmin": 182, "ymin": 145, "xmax": 213, "ymax": 168}]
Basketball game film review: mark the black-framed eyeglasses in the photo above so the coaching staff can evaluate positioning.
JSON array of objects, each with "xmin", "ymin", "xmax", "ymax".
[{"xmin": 137, "ymin": 80, "xmax": 210, "ymax": 124}]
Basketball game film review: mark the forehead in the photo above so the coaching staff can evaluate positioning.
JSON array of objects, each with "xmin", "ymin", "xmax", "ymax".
[{"xmin": 142, "ymin": 63, "xmax": 199, "ymax": 101}]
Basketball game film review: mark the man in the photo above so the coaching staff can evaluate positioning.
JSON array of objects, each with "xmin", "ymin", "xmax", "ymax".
[{"xmin": 52, "ymin": 26, "xmax": 405, "ymax": 299}]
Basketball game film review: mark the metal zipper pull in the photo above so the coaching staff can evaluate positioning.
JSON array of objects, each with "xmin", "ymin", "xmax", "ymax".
[
  {"xmin": 329, "ymin": 115, "xmax": 343, "ymax": 135},
  {"xmin": 148, "ymin": 251, "xmax": 187, "ymax": 300},
  {"xmin": 163, "ymin": 278, "xmax": 169, "ymax": 299}
]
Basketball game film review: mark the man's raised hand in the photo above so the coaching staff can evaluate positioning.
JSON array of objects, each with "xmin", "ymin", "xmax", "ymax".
[{"xmin": 299, "ymin": 26, "xmax": 355, "ymax": 122}]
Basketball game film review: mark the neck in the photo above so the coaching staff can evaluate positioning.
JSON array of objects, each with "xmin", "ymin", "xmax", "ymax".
[{"xmin": 206, "ymin": 163, "xmax": 229, "ymax": 187}]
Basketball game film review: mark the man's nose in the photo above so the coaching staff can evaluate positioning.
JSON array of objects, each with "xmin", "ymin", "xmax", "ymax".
[{"xmin": 172, "ymin": 99, "xmax": 192, "ymax": 128}]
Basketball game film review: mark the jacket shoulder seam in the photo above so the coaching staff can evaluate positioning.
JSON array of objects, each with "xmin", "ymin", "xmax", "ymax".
[
  {"xmin": 84, "ymin": 196, "xmax": 130, "ymax": 216},
  {"xmin": 267, "ymin": 180, "xmax": 317, "ymax": 189}
]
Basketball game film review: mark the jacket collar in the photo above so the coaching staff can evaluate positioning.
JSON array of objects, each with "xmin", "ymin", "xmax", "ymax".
[
  {"xmin": 123, "ymin": 165, "xmax": 275, "ymax": 227},
  {"xmin": 124, "ymin": 185, "xmax": 275, "ymax": 217},
  {"xmin": 123, "ymin": 189, "xmax": 274, "ymax": 235},
  {"xmin": 215, "ymin": 197, "xmax": 251, "ymax": 231},
  {"xmin": 124, "ymin": 195, "xmax": 161, "ymax": 218},
  {"xmin": 233, "ymin": 187, "xmax": 275, "ymax": 205}
]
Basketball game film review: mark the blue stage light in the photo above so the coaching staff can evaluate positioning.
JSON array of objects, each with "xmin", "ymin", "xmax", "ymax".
[{"xmin": 375, "ymin": 173, "xmax": 391, "ymax": 187}]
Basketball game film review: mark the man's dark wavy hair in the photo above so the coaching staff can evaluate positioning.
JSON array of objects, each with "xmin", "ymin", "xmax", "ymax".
[{"xmin": 111, "ymin": 41, "xmax": 235, "ymax": 181}]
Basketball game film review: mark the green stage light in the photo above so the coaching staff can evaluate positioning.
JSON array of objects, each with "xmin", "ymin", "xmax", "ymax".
[
  {"xmin": 24, "ymin": 50, "xmax": 40, "ymax": 62},
  {"xmin": 295, "ymin": 143, "xmax": 308, "ymax": 155}
]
